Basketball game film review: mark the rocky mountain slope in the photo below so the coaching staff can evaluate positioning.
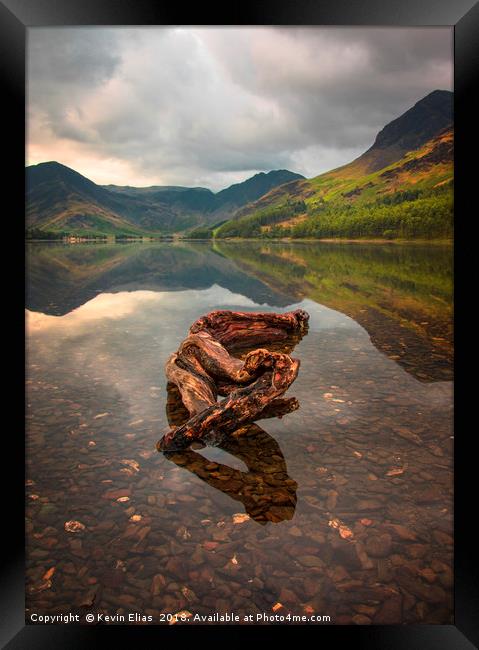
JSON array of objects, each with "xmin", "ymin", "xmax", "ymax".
[{"xmin": 216, "ymin": 90, "xmax": 453, "ymax": 240}]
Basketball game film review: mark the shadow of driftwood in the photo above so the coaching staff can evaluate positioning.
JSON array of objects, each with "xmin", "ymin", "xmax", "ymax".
[{"xmin": 162, "ymin": 383, "xmax": 298, "ymax": 524}]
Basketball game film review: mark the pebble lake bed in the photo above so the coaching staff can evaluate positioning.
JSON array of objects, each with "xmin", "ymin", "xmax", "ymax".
[{"xmin": 25, "ymin": 241, "xmax": 453, "ymax": 625}]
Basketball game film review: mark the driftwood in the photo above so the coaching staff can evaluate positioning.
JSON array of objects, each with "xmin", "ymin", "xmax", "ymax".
[
  {"xmin": 165, "ymin": 436, "xmax": 297, "ymax": 525},
  {"xmin": 162, "ymin": 384, "xmax": 298, "ymax": 523},
  {"xmin": 157, "ymin": 309, "xmax": 309, "ymax": 452}
]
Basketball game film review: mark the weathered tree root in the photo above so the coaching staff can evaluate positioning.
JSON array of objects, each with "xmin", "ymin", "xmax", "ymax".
[
  {"xmin": 157, "ymin": 309, "xmax": 309, "ymax": 451},
  {"xmin": 190, "ymin": 308, "xmax": 309, "ymax": 351}
]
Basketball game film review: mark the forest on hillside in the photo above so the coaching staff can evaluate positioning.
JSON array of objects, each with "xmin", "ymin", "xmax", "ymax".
[{"xmin": 213, "ymin": 182, "xmax": 453, "ymax": 240}]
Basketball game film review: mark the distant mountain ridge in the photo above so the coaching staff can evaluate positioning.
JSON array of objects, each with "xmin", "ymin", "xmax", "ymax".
[
  {"xmin": 26, "ymin": 89, "xmax": 453, "ymax": 240},
  {"xmin": 215, "ymin": 170, "xmax": 305, "ymax": 209},
  {"xmin": 26, "ymin": 164, "xmax": 304, "ymax": 237}
]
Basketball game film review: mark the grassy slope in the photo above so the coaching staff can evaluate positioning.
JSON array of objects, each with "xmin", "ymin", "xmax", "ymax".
[
  {"xmin": 216, "ymin": 128, "xmax": 453, "ymax": 240},
  {"xmin": 27, "ymin": 196, "xmax": 147, "ymax": 237},
  {"xmin": 25, "ymin": 192, "xmax": 202, "ymax": 238}
]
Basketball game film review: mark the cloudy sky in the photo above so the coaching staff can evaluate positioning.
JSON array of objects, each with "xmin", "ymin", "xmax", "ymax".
[{"xmin": 27, "ymin": 27, "xmax": 452, "ymax": 190}]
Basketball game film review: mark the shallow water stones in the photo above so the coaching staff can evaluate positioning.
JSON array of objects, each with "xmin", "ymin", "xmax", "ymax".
[
  {"xmin": 78, "ymin": 587, "xmax": 99, "ymax": 608},
  {"xmin": 37, "ymin": 502, "xmax": 57, "ymax": 515},
  {"xmin": 26, "ymin": 245, "xmax": 454, "ymax": 625},
  {"xmin": 395, "ymin": 567, "xmax": 446, "ymax": 604},
  {"xmin": 232, "ymin": 513, "xmax": 250, "ymax": 524},
  {"xmin": 432, "ymin": 530, "xmax": 453, "ymax": 546},
  {"xmin": 101, "ymin": 568, "xmax": 125, "ymax": 589},
  {"xmin": 405, "ymin": 544, "xmax": 427, "ymax": 559},
  {"xmin": 102, "ymin": 488, "xmax": 131, "ymax": 500},
  {"xmin": 418, "ymin": 567, "xmax": 437, "ymax": 584},
  {"xmin": 356, "ymin": 498, "xmax": 384, "ymax": 511},
  {"xmin": 64, "ymin": 520, "xmax": 86, "ymax": 533},
  {"xmin": 365, "ymin": 532, "xmax": 392, "ymax": 558},
  {"xmin": 355, "ymin": 542, "xmax": 374, "ymax": 570},
  {"xmin": 27, "ymin": 579, "xmax": 52, "ymax": 594},
  {"xmin": 439, "ymin": 569, "xmax": 453, "ymax": 589},
  {"xmin": 331, "ymin": 539, "xmax": 363, "ymax": 570},
  {"xmin": 297, "ymin": 555, "xmax": 324, "ymax": 568},
  {"xmin": 352, "ymin": 614, "xmax": 371, "ymax": 625},
  {"xmin": 373, "ymin": 595, "xmax": 403, "ymax": 624},
  {"xmin": 37, "ymin": 536, "xmax": 58, "ymax": 549},
  {"xmin": 384, "ymin": 524, "xmax": 417, "ymax": 541},
  {"xmin": 151, "ymin": 574, "xmax": 167, "ymax": 596}
]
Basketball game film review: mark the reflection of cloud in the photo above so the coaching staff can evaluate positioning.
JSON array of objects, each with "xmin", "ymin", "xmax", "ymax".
[
  {"xmin": 286, "ymin": 298, "xmax": 359, "ymax": 332},
  {"xmin": 27, "ymin": 291, "xmax": 160, "ymax": 331},
  {"xmin": 26, "ymin": 285, "xmax": 276, "ymax": 424},
  {"xmin": 26, "ymin": 285, "xmax": 261, "ymax": 333},
  {"xmin": 26, "ymin": 284, "xmax": 452, "ymax": 438}
]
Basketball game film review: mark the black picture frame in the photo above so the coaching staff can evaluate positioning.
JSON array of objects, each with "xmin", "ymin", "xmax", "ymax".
[{"xmin": 2, "ymin": 0, "xmax": 477, "ymax": 647}]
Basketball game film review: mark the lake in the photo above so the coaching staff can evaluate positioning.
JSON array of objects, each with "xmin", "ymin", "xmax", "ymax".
[{"xmin": 26, "ymin": 241, "xmax": 453, "ymax": 625}]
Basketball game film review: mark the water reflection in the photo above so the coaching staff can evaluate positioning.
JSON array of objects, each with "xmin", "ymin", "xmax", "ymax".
[
  {"xmin": 26, "ymin": 241, "xmax": 292, "ymax": 316},
  {"xmin": 163, "ymin": 383, "xmax": 298, "ymax": 524},
  {"xmin": 165, "ymin": 426, "xmax": 298, "ymax": 525},
  {"xmin": 27, "ymin": 240, "xmax": 452, "ymax": 382},
  {"xmin": 214, "ymin": 241, "xmax": 453, "ymax": 383},
  {"xmin": 25, "ymin": 242, "xmax": 454, "ymax": 625}
]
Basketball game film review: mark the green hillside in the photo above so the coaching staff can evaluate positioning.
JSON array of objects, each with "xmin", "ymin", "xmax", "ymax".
[
  {"xmin": 216, "ymin": 127, "xmax": 453, "ymax": 240},
  {"xmin": 215, "ymin": 90, "xmax": 453, "ymax": 241}
]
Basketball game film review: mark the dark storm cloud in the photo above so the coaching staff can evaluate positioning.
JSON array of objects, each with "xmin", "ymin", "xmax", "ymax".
[{"xmin": 27, "ymin": 27, "xmax": 452, "ymax": 189}]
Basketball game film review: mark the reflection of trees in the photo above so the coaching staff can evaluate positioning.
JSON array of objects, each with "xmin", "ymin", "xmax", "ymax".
[
  {"xmin": 28, "ymin": 240, "xmax": 453, "ymax": 381},
  {"xmin": 216, "ymin": 241, "xmax": 453, "ymax": 382}
]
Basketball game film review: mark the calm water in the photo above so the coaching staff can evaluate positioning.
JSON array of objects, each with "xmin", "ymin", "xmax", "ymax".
[{"xmin": 26, "ymin": 241, "xmax": 453, "ymax": 625}]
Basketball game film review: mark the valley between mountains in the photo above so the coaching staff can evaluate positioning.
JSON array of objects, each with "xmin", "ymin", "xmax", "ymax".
[{"xmin": 26, "ymin": 90, "xmax": 453, "ymax": 242}]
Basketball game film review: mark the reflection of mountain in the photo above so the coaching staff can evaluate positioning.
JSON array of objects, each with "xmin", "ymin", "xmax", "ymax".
[
  {"xmin": 26, "ymin": 242, "xmax": 293, "ymax": 316},
  {"xmin": 216, "ymin": 241, "xmax": 453, "ymax": 382},
  {"xmin": 27, "ymin": 241, "xmax": 452, "ymax": 382}
]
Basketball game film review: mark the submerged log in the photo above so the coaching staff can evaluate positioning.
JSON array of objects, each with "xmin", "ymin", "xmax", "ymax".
[{"xmin": 157, "ymin": 309, "xmax": 309, "ymax": 451}]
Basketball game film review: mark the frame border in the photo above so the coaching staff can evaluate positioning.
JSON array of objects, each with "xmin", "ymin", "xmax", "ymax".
[{"xmin": 2, "ymin": 0, "xmax": 477, "ymax": 647}]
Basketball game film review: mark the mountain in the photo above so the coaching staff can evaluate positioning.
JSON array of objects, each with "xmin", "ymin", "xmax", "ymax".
[
  {"xmin": 215, "ymin": 90, "xmax": 453, "ymax": 240},
  {"xmin": 215, "ymin": 170, "xmax": 304, "ymax": 210},
  {"xmin": 26, "ymin": 163, "xmax": 304, "ymax": 237},
  {"xmin": 351, "ymin": 89, "xmax": 453, "ymax": 174},
  {"xmin": 26, "ymin": 90, "xmax": 452, "ymax": 240},
  {"xmin": 104, "ymin": 184, "xmax": 217, "ymax": 213},
  {"xmin": 105, "ymin": 170, "xmax": 304, "ymax": 212},
  {"xmin": 26, "ymin": 162, "xmax": 180, "ymax": 236}
]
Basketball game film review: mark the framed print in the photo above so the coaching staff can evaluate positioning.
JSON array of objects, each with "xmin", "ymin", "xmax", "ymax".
[{"xmin": 1, "ymin": 0, "xmax": 477, "ymax": 647}]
